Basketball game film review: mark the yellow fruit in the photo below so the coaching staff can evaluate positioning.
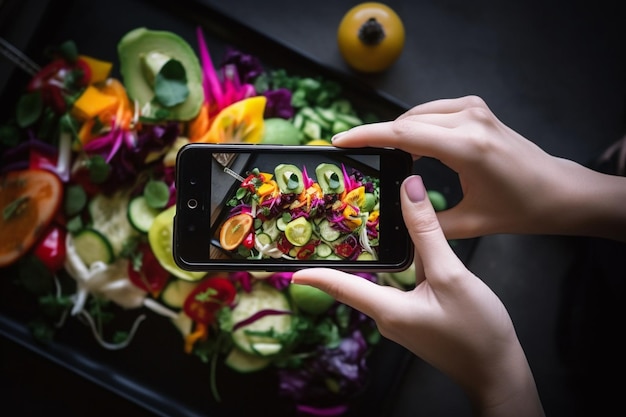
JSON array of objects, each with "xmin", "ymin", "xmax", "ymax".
[
  {"xmin": 337, "ymin": 2, "xmax": 405, "ymax": 73},
  {"xmin": 306, "ymin": 139, "xmax": 332, "ymax": 146},
  {"xmin": 219, "ymin": 213, "xmax": 254, "ymax": 250}
]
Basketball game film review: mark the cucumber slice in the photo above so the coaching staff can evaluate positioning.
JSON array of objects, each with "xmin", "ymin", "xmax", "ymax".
[
  {"xmin": 231, "ymin": 282, "xmax": 293, "ymax": 356},
  {"xmin": 315, "ymin": 242, "xmax": 332, "ymax": 258},
  {"xmin": 335, "ymin": 113, "xmax": 363, "ymax": 127},
  {"xmin": 299, "ymin": 107, "xmax": 331, "ymax": 130},
  {"xmin": 302, "ymin": 119, "xmax": 322, "ymax": 140},
  {"xmin": 261, "ymin": 218, "xmax": 280, "ymax": 240},
  {"xmin": 313, "ymin": 106, "xmax": 337, "ymax": 123},
  {"xmin": 73, "ymin": 228, "xmax": 114, "ymax": 266},
  {"xmin": 89, "ymin": 191, "xmax": 138, "ymax": 256},
  {"xmin": 318, "ymin": 219, "xmax": 341, "ymax": 242},
  {"xmin": 255, "ymin": 232, "xmax": 272, "ymax": 247},
  {"xmin": 276, "ymin": 215, "xmax": 289, "ymax": 232},
  {"xmin": 127, "ymin": 195, "xmax": 160, "ymax": 233},
  {"xmin": 161, "ymin": 279, "xmax": 199, "ymax": 308},
  {"xmin": 225, "ymin": 346, "xmax": 271, "ymax": 373}
]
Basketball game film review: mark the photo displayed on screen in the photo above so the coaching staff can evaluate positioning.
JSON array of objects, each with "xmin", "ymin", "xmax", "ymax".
[{"xmin": 210, "ymin": 153, "xmax": 380, "ymax": 262}]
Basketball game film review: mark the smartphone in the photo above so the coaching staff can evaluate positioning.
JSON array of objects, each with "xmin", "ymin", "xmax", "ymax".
[{"xmin": 173, "ymin": 143, "xmax": 414, "ymax": 272}]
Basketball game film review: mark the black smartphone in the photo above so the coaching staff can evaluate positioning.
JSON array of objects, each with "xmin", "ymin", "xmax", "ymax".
[{"xmin": 173, "ymin": 143, "xmax": 414, "ymax": 272}]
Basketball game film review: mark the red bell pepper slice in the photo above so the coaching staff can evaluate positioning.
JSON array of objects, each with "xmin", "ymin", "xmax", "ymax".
[
  {"xmin": 27, "ymin": 58, "xmax": 91, "ymax": 113},
  {"xmin": 128, "ymin": 242, "xmax": 170, "ymax": 297},
  {"xmin": 33, "ymin": 223, "xmax": 67, "ymax": 272},
  {"xmin": 242, "ymin": 232, "xmax": 255, "ymax": 249},
  {"xmin": 183, "ymin": 276, "xmax": 236, "ymax": 324}
]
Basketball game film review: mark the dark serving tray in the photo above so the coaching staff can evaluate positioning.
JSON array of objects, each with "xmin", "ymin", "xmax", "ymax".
[{"xmin": 0, "ymin": 0, "xmax": 478, "ymax": 416}]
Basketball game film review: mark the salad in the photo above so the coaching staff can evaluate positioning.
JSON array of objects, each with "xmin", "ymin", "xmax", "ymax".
[
  {"xmin": 217, "ymin": 161, "xmax": 380, "ymax": 262},
  {"xmin": 0, "ymin": 25, "xmax": 409, "ymax": 416}
]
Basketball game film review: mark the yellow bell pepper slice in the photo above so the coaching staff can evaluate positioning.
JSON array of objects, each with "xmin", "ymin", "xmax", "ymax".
[
  {"xmin": 196, "ymin": 96, "xmax": 266, "ymax": 143},
  {"xmin": 79, "ymin": 54, "xmax": 113, "ymax": 84},
  {"xmin": 71, "ymin": 85, "xmax": 119, "ymax": 121}
]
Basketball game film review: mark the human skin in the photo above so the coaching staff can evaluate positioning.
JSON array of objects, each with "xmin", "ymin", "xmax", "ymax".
[
  {"xmin": 330, "ymin": 95, "xmax": 626, "ymax": 242},
  {"xmin": 293, "ymin": 174, "xmax": 545, "ymax": 417}
]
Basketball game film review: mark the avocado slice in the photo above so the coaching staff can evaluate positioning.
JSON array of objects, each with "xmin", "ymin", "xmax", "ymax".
[
  {"xmin": 118, "ymin": 27, "xmax": 204, "ymax": 121},
  {"xmin": 275, "ymin": 164, "xmax": 304, "ymax": 194},
  {"xmin": 315, "ymin": 163, "xmax": 345, "ymax": 194}
]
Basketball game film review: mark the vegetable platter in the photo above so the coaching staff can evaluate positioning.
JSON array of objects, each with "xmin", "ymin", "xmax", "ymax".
[{"xmin": 0, "ymin": 0, "xmax": 477, "ymax": 416}]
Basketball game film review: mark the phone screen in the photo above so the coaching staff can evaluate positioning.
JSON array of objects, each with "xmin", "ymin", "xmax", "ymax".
[{"xmin": 174, "ymin": 144, "xmax": 414, "ymax": 272}]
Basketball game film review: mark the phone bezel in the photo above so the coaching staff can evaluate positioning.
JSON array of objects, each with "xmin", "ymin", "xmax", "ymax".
[{"xmin": 174, "ymin": 143, "xmax": 414, "ymax": 272}]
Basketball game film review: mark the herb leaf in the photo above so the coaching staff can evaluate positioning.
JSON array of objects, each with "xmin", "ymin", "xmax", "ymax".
[
  {"xmin": 16, "ymin": 91, "xmax": 43, "ymax": 128},
  {"xmin": 154, "ymin": 59, "xmax": 189, "ymax": 107},
  {"xmin": 144, "ymin": 179, "xmax": 170, "ymax": 209}
]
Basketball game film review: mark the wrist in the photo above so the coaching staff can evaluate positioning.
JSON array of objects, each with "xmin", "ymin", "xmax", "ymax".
[
  {"xmin": 549, "ymin": 158, "xmax": 626, "ymax": 241},
  {"xmin": 464, "ymin": 341, "xmax": 545, "ymax": 417}
]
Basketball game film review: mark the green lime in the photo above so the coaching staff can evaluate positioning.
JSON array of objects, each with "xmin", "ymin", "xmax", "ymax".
[
  {"xmin": 288, "ymin": 283, "xmax": 335, "ymax": 315},
  {"xmin": 284, "ymin": 217, "xmax": 312, "ymax": 247},
  {"xmin": 261, "ymin": 118, "xmax": 304, "ymax": 145}
]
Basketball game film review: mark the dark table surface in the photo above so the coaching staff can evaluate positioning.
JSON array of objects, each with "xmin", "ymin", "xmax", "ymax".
[{"xmin": 1, "ymin": 1, "xmax": 624, "ymax": 416}]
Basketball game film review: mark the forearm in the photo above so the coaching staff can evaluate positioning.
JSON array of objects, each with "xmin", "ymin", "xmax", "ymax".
[
  {"xmin": 547, "ymin": 158, "xmax": 626, "ymax": 241},
  {"xmin": 464, "ymin": 342, "xmax": 545, "ymax": 417}
]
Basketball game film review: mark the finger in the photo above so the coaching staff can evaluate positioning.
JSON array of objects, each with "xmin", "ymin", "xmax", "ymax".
[
  {"xmin": 292, "ymin": 268, "xmax": 399, "ymax": 319},
  {"xmin": 398, "ymin": 95, "xmax": 489, "ymax": 118},
  {"xmin": 332, "ymin": 120, "xmax": 468, "ymax": 167},
  {"xmin": 436, "ymin": 203, "xmax": 484, "ymax": 240},
  {"xmin": 401, "ymin": 175, "xmax": 467, "ymax": 286}
]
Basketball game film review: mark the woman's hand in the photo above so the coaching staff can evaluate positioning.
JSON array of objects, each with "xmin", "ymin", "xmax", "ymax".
[
  {"xmin": 292, "ymin": 175, "xmax": 545, "ymax": 417},
  {"xmin": 331, "ymin": 95, "xmax": 626, "ymax": 240}
]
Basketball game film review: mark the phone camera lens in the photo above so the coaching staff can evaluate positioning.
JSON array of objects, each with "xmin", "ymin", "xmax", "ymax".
[
  {"xmin": 187, "ymin": 199, "xmax": 198, "ymax": 209},
  {"xmin": 190, "ymin": 177, "xmax": 197, "ymax": 185}
]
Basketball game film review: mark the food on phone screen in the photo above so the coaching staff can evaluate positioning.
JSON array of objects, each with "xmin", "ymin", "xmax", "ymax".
[{"xmin": 217, "ymin": 162, "xmax": 380, "ymax": 261}]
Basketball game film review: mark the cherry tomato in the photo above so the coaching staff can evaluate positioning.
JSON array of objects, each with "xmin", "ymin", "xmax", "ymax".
[
  {"xmin": 183, "ymin": 276, "xmax": 237, "ymax": 324},
  {"xmin": 243, "ymin": 232, "xmax": 255, "ymax": 249},
  {"xmin": 335, "ymin": 242, "xmax": 355, "ymax": 258},
  {"xmin": 33, "ymin": 224, "xmax": 67, "ymax": 271},
  {"xmin": 128, "ymin": 242, "xmax": 170, "ymax": 297}
]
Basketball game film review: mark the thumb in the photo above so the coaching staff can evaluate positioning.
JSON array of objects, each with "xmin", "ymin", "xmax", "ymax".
[
  {"xmin": 292, "ymin": 268, "xmax": 400, "ymax": 320},
  {"xmin": 401, "ymin": 175, "xmax": 466, "ymax": 286}
]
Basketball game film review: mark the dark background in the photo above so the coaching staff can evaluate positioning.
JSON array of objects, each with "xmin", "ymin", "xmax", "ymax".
[{"xmin": 1, "ymin": 0, "xmax": 624, "ymax": 416}]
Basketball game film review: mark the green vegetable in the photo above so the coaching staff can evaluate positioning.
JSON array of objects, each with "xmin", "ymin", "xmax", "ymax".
[
  {"xmin": 289, "ymin": 282, "xmax": 335, "ymax": 315},
  {"xmin": 127, "ymin": 195, "xmax": 160, "ymax": 233},
  {"xmin": 117, "ymin": 27, "xmax": 204, "ymax": 121},
  {"xmin": 315, "ymin": 163, "xmax": 344, "ymax": 194},
  {"xmin": 143, "ymin": 179, "xmax": 170, "ymax": 209},
  {"xmin": 73, "ymin": 228, "xmax": 114, "ymax": 266},
  {"xmin": 230, "ymin": 282, "xmax": 293, "ymax": 356},
  {"xmin": 225, "ymin": 346, "xmax": 271, "ymax": 373},
  {"xmin": 427, "ymin": 190, "xmax": 448, "ymax": 211},
  {"xmin": 261, "ymin": 117, "xmax": 304, "ymax": 145},
  {"xmin": 274, "ymin": 163, "xmax": 304, "ymax": 194},
  {"xmin": 88, "ymin": 191, "xmax": 139, "ymax": 257}
]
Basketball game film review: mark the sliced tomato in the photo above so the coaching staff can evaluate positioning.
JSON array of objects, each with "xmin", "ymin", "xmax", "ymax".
[
  {"xmin": 183, "ymin": 276, "xmax": 237, "ymax": 324},
  {"xmin": 0, "ymin": 169, "xmax": 63, "ymax": 268},
  {"xmin": 128, "ymin": 242, "xmax": 170, "ymax": 297}
]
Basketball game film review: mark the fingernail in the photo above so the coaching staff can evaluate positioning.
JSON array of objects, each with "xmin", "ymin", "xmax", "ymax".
[
  {"xmin": 405, "ymin": 175, "xmax": 426, "ymax": 202},
  {"xmin": 331, "ymin": 131, "xmax": 346, "ymax": 142}
]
